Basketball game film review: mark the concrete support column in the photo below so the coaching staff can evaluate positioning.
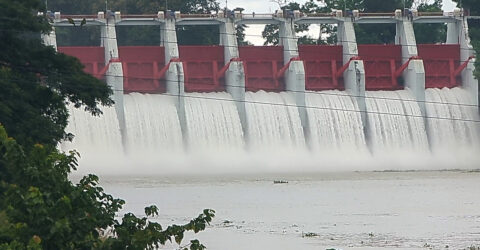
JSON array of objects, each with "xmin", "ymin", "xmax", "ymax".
[
  {"xmin": 448, "ymin": 18, "xmax": 478, "ymax": 106},
  {"xmin": 161, "ymin": 18, "xmax": 186, "ymax": 133},
  {"xmin": 338, "ymin": 20, "xmax": 367, "ymax": 126},
  {"xmin": 42, "ymin": 27, "xmax": 58, "ymax": 50},
  {"xmin": 396, "ymin": 18, "xmax": 426, "ymax": 117},
  {"xmin": 279, "ymin": 19, "xmax": 307, "ymax": 130},
  {"xmin": 220, "ymin": 19, "xmax": 247, "ymax": 130},
  {"xmin": 101, "ymin": 15, "xmax": 126, "ymax": 147}
]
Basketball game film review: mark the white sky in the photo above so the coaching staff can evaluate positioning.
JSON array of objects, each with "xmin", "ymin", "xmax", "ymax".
[{"xmin": 219, "ymin": 0, "xmax": 457, "ymax": 45}]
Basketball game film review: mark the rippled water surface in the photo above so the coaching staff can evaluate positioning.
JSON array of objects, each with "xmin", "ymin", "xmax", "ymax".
[{"xmin": 88, "ymin": 171, "xmax": 480, "ymax": 250}]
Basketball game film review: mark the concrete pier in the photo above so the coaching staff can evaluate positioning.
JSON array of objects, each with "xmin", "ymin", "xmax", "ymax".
[
  {"xmin": 279, "ymin": 18, "xmax": 307, "ymax": 131},
  {"xmin": 220, "ymin": 18, "xmax": 247, "ymax": 131},
  {"xmin": 161, "ymin": 17, "xmax": 187, "ymax": 135},
  {"xmin": 395, "ymin": 17, "xmax": 426, "ymax": 116},
  {"xmin": 338, "ymin": 19, "xmax": 367, "ymax": 126},
  {"xmin": 100, "ymin": 13, "xmax": 126, "ymax": 146}
]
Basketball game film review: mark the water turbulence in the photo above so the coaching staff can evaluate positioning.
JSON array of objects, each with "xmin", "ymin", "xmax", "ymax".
[
  {"xmin": 365, "ymin": 90, "xmax": 429, "ymax": 154},
  {"xmin": 61, "ymin": 104, "xmax": 123, "ymax": 168},
  {"xmin": 425, "ymin": 87, "xmax": 480, "ymax": 152},
  {"xmin": 123, "ymin": 93, "xmax": 183, "ymax": 157},
  {"xmin": 245, "ymin": 91, "xmax": 305, "ymax": 150},
  {"xmin": 184, "ymin": 92, "xmax": 244, "ymax": 151},
  {"xmin": 305, "ymin": 90, "xmax": 367, "ymax": 153}
]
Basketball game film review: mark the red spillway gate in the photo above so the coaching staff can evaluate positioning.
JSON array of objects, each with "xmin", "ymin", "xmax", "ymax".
[
  {"xmin": 358, "ymin": 44, "xmax": 403, "ymax": 90},
  {"xmin": 58, "ymin": 47, "xmax": 105, "ymax": 78},
  {"xmin": 119, "ymin": 46, "xmax": 166, "ymax": 93},
  {"xmin": 417, "ymin": 44, "xmax": 461, "ymax": 88},
  {"xmin": 239, "ymin": 46, "xmax": 285, "ymax": 92},
  {"xmin": 299, "ymin": 45, "xmax": 344, "ymax": 90},
  {"xmin": 179, "ymin": 46, "xmax": 225, "ymax": 92}
]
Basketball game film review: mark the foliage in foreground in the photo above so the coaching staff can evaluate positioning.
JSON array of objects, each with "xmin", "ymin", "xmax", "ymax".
[
  {"xmin": 0, "ymin": 124, "xmax": 214, "ymax": 249},
  {"xmin": 0, "ymin": 0, "xmax": 113, "ymax": 150},
  {"xmin": 0, "ymin": 1, "xmax": 214, "ymax": 248}
]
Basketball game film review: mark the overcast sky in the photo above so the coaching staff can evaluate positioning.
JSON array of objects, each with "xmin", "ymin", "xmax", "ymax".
[{"xmin": 219, "ymin": 0, "xmax": 458, "ymax": 45}]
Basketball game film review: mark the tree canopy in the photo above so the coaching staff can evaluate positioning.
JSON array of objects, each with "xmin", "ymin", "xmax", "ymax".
[
  {"xmin": 0, "ymin": 0, "xmax": 214, "ymax": 249},
  {"xmin": 0, "ymin": 124, "xmax": 214, "ymax": 249},
  {"xmin": 0, "ymin": 0, "xmax": 112, "ymax": 149}
]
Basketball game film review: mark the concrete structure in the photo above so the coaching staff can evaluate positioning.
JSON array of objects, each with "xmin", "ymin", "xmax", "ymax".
[
  {"xmin": 447, "ymin": 16, "xmax": 478, "ymax": 106},
  {"xmin": 220, "ymin": 18, "xmax": 247, "ymax": 130},
  {"xmin": 337, "ymin": 19, "xmax": 367, "ymax": 125},
  {"xmin": 42, "ymin": 28, "xmax": 57, "ymax": 49},
  {"xmin": 160, "ymin": 17, "xmax": 186, "ymax": 134},
  {"xmin": 279, "ymin": 18, "xmax": 307, "ymax": 130},
  {"xmin": 48, "ymin": 10, "xmax": 478, "ymax": 148},
  {"xmin": 395, "ymin": 17, "xmax": 426, "ymax": 116},
  {"xmin": 100, "ymin": 13, "xmax": 127, "ymax": 146}
]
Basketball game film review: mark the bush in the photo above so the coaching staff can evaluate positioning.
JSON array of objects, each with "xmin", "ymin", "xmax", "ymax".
[{"xmin": 0, "ymin": 125, "xmax": 214, "ymax": 249}]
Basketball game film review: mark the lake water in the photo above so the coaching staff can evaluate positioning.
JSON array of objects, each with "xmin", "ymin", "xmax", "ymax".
[{"xmin": 86, "ymin": 171, "xmax": 480, "ymax": 250}]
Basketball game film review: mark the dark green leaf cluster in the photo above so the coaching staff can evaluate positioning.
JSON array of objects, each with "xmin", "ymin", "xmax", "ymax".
[
  {"xmin": 0, "ymin": 124, "xmax": 120, "ymax": 249},
  {"xmin": 0, "ymin": 125, "xmax": 215, "ymax": 249},
  {"xmin": 0, "ymin": 0, "xmax": 113, "ymax": 149},
  {"xmin": 100, "ymin": 207, "xmax": 214, "ymax": 249},
  {"xmin": 262, "ymin": 2, "xmax": 325, "ymax": 45},
  {"xmin": 0, "ymin": 0, "xmax": 215, "ymax": 249}
]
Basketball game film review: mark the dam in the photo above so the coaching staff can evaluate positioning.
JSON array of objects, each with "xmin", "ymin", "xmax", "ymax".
[{"xmin": 46, "ymin": 9, "xmax": 480, "ymax": 171}]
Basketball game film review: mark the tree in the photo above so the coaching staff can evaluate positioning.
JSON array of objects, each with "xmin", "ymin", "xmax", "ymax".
[
  {"xmin": 262, "ymin": 1, "xmax": 322, "ymax": 45},
  {"xmin": 413, "ymin": 0, "xmax": 446, "ymax": 44},
  {"xmin": 0, "ymin": 0, "xmax": 214, "ymax": 248},
  {"xmin": 233, "ymin": 7, "xmax": 251, "ymax": 46},
  {"xmin": 0, "ymin": 0, "xmax": 112, "ymax": 149},
  {"xmin": 0, "ymin": 125, "xmax": 214, "ymax": 249},
  {"xmin": 354, "ymin": 0, "xmax": 413, "ymax": 44}
]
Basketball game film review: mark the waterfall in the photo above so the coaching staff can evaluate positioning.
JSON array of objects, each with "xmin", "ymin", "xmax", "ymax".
[
  {"xmin": 123, "ymin": 93, "xmax": 183, "ymax": 155},
  {"xmin": 365, "ymin": 90, "xmax": 429, "ymax": 153},
  {"xmin": 62, "ymin": 104, "xmax": 122, "ymax": 153},
  {"xmin": 245, "ymin": 91, "xmax": 305, "ymax": 150},
  {"xmin": 425, "ymin": 87, "xmax": 480, "ymax": 152},
  {"xmin": 305, "ymin": 90, "xmax": 367, "ymax": 153},
  {"xmin": 184, "ymin": 92, "xmax": 244, "ymax": 151},
  {"xmin": 61, "ymin": 86, "xmax": 478, "ymax": 172},
  {"xmin": 61, "ymin": 104, "xmax": 123, "ymax": 171}
]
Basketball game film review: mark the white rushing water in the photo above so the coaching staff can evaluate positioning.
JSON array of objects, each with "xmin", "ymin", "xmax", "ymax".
[
  {"xmin": 61, "ymin": 104, "xmax": 123, "ymax": 170},
  {"xmin": 62, "ymin": 87, "xmax": 479, "ymax": 173},
  {"xmin": 184, "ymin": 92, "xmax": 244, "ymax": 151},
  {"xmin": 124, "ymin": 93, "xmax": 183, "ymax": 155},
  {"xmin": 245, "ymin": 91, "xmax": 305, "ymax": 150},
  {"xmin": 365, "ymin": 89, "xmax": 429, "ymax": 154},
  {"xmin": 305, "ymin": 90, "xmax": 367, "ymax": 153},
  {"xmin": 425, "ymin": 87, "xmax": 480, "ymax": 152}
]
